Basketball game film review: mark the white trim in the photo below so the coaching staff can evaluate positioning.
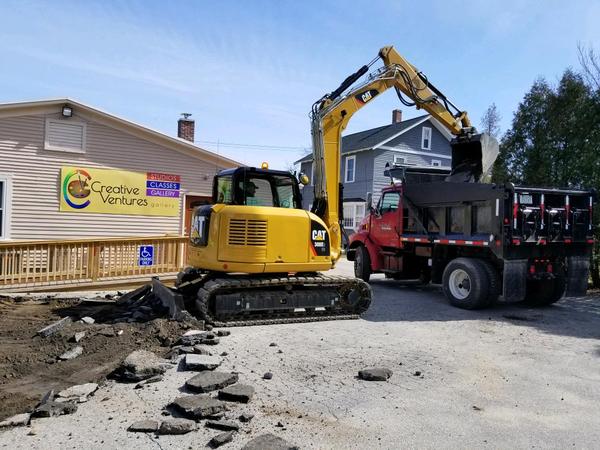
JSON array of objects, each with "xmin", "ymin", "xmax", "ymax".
[
  {"xmin": 0, "ymin": 173, "xmax": 13, "ymax": 240},
  {"xmin": 44, "ymin": 118, "xmax": 87, "ymax": 153},
  {"xmin": 431, "ymin": 159, "xmax": 442, "ymax": 167},
  {"xmin": 345, "ymin": 155, "xmax": 356, "ymax": 183},
  {"xmin": 427, "ymin": 118, "xmax": 453, "ymax": 140},
  {"xmin": 310, "ymin": 162, "xmax": 314, "ymax": 186},
  {"xmin": 372, "ymin": 116, "xmax": 430, "ymax": 149},
  {"xmin": 421, "ymin": 126, "xmax": 432, "ymax": 150},
  {"xmin": 378, "ymin": 145, "xmax": 451, "ymax": 159}
]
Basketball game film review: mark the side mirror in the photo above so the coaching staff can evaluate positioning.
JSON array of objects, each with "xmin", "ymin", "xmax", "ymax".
[{"xmin": 299, "ymin": 173, "xmax": 310, "ymax": 185}]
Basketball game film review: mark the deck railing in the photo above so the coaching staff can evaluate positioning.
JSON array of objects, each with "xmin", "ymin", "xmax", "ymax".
[{"xmin": 0, "ymin": 236, "xmax": 188, "ymax": 291}]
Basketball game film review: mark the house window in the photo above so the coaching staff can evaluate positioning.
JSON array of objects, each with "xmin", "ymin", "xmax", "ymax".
[
  {"xmin": 345, "ymin": 155, "xmax": 356, "ymax": 183},
  {"xmin": 431, "ymin": 160, "xmax": 441, "ymax": 167},
  {"xmin": 393, "ymin": 155, "xmax": 405, "ymax": 165},
  {"xmin": 343, "ymin": 202, "xmax": 366, "ymax": 231},
  {"xmin": 45, "ymin": 118, "xmax": 86, "ymax": 153},
  {"xmin": 421, "ymin": 126, "xmax": 432, "ymax": 150},
  {"xmin": 0, "ymin": 175, "xmax": 11, "ymax": 240}
]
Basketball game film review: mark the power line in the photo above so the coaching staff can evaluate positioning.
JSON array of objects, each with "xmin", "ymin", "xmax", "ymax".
[{"xmin": 198, "ymin": 140, "xmax": 311, "ymax": 153}]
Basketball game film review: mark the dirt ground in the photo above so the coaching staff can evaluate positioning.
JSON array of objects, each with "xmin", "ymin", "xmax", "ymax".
[{"xmin": 0, "ymin": 297, "xmax": 188, "ymax": 420}]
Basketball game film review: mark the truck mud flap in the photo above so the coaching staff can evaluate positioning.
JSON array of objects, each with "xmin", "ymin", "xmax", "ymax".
[
  {"xmin": 566, "ymin": 256, "xmax": 590, "ymax": 297},
  {"xmin": 502, "ymin": 259, "xmax": 527, "ymax": 303}
]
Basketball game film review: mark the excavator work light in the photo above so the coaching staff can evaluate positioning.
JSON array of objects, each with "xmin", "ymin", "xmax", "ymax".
[{"xmin": 261, "ymin": 162, "xmax": 269, "ymax": 169}]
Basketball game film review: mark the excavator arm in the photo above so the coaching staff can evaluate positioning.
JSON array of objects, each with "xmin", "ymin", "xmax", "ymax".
[{"xmin": 310, "ymin": 45, "xmax": 498, "ymax": 262}]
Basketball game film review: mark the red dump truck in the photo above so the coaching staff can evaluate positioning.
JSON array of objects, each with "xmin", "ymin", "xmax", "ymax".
[{"xmin": 347, "ymin": 165, "xmax": 595, "ymax": 309}]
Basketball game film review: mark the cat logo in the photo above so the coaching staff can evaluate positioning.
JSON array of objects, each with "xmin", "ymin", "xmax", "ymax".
[
  {"xmin": 312, "ymin": 230, "xmax": 326, "ymax": 241},
  {"xmin": 355, "ymin": 89, "xmax": 379, "ymax": 105}
]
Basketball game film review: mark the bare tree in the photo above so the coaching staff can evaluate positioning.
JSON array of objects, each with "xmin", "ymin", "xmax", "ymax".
[
  {"xmin": 577, "ymin": 42, "xmax": 600, "ymax": 91},
  {"xmin": 480, "ymin": 103, "xmax": 501, "ymax": 138}
]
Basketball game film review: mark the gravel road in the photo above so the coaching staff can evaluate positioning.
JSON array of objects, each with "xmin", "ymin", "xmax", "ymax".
[{"xmin": 2, "ymin": 258, "xmax": 600, "ymax": 449}]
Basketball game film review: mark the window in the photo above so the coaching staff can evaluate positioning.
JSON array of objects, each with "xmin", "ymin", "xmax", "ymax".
[
  {"xmin": 0, "ymin": 175, "xmax": 11, "ymax": 240},
  {"xmin": 343, "ymin": 202, "xmax": 366, "ymax": 230},
  {"xmin": 345, "ymin": 155, "xmax": 356, "ymax": 183},
  {"xmin": 379, "ymin": 192, "xmax": 400, "ymax": 213},
  {"xmin": 431, "ymin": 159, "xmax": 441, "ymax": 167},
  {"xmin": 216, "ymin": 176, "xmax": 233, "ymax": 203},
  {"xmin": 393, "ymin": 155, "xmax": 405, "ymax": 165},
  {"xmin": 45, "ymin": 118, "xmax": 86, "ymax": 153},
  {"xmin": 421, "ymin": 126, "xmax": 432, "ymax": 150}
]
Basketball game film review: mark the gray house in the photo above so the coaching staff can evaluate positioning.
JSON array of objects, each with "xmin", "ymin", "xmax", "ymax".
[{"xmin": 295, "ymin": 110, "xmax": 452, "ymax": 232}]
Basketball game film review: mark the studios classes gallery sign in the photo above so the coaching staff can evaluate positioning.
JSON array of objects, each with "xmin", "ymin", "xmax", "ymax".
[{"xmin": 59, "ymin": 166, "xmax": 181, "ymax": 216}]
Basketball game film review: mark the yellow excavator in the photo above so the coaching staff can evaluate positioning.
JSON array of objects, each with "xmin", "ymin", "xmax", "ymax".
[{"xmin": 174, "ymin": 45, "xmax": 498, "ymax": 326}]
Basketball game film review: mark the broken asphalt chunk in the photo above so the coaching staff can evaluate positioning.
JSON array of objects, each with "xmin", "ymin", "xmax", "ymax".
[
  {"xmin": 128, "ymin": 420, "xmax": 160, "ymax": 432},
  {"xmin": 57, "ymin": 383, "xmax": 98, "ymax": 400},
  {"xmin": 185, "ymin": 354, "xmax": 222, "ymax": 371},
  {"xmin": 111, "ymin": 350, "xmax": 169, "ymax": 382},
  {"xmin": 33, "ymin": 401, "xmax": 77, "ymax": 418},
  {"xmin": 241, "ymin": 433, "xmax": 299, "ymax": 450},
  {"xmin": 0, "ymin": 413, "xmax": 31, "ymax": 428},
  {"xmin": 358, "ymin": 368, "xmax": 393, "ymax": 381},
  {"xmin": 37, "ymin": 317, "xmax": 72, "ymax": 338},
  {"xmin": 239, "ymin": 413, "xmax": 254, "ymax": 423},
  {"xmin": 169, "ymin": 395, "xmax": 228, "ymax": 419},
  {"xmin": 185, "ymin": 371, "xmax": 239, "ymax": 393},
  {"xmin": 218, "ymin": 384, "xmax": 255, "ymax": 403},
  {"xmin": 59, "ymin": 346, "xmax": 83, "ymax": 361},
  {"xmin": 210, "ymin": 431, "xmax": 235, "ymax": 448},
  {"xmin": 158, "ymin": 418, "xmax": 196, "ymax": 435},
  {"xmin": 116, "ymin": 284, "xmax": 151, "ymax": 305},
  {"xmin": 206, "ymin": 420, "xmax": 239, "ymax": 431}
]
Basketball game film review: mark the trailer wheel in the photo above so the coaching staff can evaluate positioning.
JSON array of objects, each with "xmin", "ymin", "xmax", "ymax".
[
  {"xmin": 524, "ymin": 274, "xmax": 566, "ymax": 306},
  {"xmin": 442, "ymin": 258, "xmax": 490, "ymax": 309},
  {"xmin": 354, "ymin": 245, "xmax": 371, "ymax": 282}
]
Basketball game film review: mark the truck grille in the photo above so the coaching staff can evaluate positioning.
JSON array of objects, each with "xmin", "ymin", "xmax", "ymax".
[{"xmin": 228, "ymin": 219, "xmax": 267, "ymax": 246}]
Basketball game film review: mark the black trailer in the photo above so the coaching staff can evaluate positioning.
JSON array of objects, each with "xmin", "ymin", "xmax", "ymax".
[{"xmin": 348, "ymin": 166, "xmax": 595, "ymax": 309}]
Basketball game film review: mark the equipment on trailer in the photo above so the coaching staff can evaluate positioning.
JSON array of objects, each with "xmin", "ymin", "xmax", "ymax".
[
  {"xmin": 348, "ymin": 165, "xmax": 595, "ymax": 309},
  {"xmin": 171, "ymin": 45, "xmax": 498, "ymax": 325}
]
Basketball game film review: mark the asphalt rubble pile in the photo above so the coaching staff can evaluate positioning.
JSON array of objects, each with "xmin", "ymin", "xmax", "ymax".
[{"xmin": 115, "ymin": 328, "xmax": 299, "ymax": 449}]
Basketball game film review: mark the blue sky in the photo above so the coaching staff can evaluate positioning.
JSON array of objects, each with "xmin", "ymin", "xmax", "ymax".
[{"xmin": 1, "ymin": 0, "xmax": 599, "ymax": 170}]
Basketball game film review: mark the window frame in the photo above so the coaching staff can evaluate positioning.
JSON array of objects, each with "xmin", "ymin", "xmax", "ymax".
[
  {"xmin": 421, "ymin": 126, "xmax": 432, "ymax": 150},
  {"xmin": 393, "ymin": 155, "xmax": 406, "ymax": 165},
  {"xmin": 345, "ymin": 155, "xmax": 356, "ymax": 183},
  {"xmin": 0, "ymin": 174, "xmax": 12, "ymax": 240},
  {"xmin": 44, "ymin": 118, "xmax": 87, "ymax": 154},
  {"xmin": 342, "ymin": 201, "xmax": 366, "ymax": 231}
]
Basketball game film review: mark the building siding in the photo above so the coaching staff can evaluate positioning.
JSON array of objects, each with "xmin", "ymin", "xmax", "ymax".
[{"xmin": 0, "ymin": 113, "xmax": 231, "ymax": 240}]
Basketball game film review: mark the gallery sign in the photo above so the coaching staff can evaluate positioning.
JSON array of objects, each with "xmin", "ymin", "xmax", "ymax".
[{"xmin": 60, "ymin": 167, "xmax": 181, "ymax": 216}]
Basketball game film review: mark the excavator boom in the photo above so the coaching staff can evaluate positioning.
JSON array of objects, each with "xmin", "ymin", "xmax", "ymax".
[{"xmin": 310, "ymin": 46, "xmax": 498, "ymax": 261}]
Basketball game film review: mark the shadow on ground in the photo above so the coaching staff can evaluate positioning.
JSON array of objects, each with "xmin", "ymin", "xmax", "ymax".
[{"xmin": 363, "ymin": 275, "xmax": 600, "ymax": 342}]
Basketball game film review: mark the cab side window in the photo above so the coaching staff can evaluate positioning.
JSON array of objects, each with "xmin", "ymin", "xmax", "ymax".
[{"xmin": 380, "ymin": 192, "xmax": 400, "ymax": 213}]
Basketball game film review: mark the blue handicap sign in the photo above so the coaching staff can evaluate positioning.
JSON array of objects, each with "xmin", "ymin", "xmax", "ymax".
[{"xmin": 138, "ymin": 245, "xmax": 154, "ymax": 266}]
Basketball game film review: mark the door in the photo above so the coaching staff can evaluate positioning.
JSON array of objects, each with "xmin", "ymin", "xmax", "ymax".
[
  {"xmin": 370, "ymin": 191, "xmax": 401, "ymax": 248},
  {"xmin": 184, "ymin": 195, "xmax": 211, "ymax": 236}
]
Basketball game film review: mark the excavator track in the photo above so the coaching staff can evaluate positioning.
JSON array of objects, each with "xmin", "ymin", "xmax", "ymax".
[{"xmin": 192, "ymin": 274, "xmax": 372, "ymax": 327}]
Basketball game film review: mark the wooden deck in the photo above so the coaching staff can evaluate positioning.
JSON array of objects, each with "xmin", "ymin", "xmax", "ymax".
[{"xmin": 0, "ymin": 236, "xmax": 187, "ymax": 292}]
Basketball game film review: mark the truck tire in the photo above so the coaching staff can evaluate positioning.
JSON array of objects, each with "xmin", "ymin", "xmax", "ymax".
[
  {"xmin": 524, "ymin": 274, "xmax": 566, "ymax": 307},
  {"xmin": 354, "ymin": 245, "xmax": 371, "ymax": 282},
  {"xmin": 442, "ymin": 258, "xmax": 490, "ymax": 310},
  {"xmin": 480, "ymin": 260, "xmax": 500, "ymax": 305}
]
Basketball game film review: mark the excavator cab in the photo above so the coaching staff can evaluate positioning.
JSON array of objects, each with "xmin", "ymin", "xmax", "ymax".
[{"xmin": 213, "ymin": 167, "xmax": 303, "ymax": 209}]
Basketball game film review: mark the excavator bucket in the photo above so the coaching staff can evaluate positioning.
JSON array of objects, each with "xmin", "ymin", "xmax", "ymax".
[{"xmin": 447, "ymin": 133, "xmax": 499, "ymax": 182}]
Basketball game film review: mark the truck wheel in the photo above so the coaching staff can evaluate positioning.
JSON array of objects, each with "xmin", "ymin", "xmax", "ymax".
[
  {"xmin": 354, "ymin": 245, "xmax": 371, "ymax": 282},
  {"xmin": 442, "ymin": 258, "xmax": 490, "ymax": 309},
  {"xmin": 524, "ymin": 275, "xmax": 566, "ymax": 306}
]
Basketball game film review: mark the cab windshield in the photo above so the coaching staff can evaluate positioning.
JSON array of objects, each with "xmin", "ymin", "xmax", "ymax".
[{"xmin": 214, "ymin": 172, "xmax": 301, "ymax": 209}]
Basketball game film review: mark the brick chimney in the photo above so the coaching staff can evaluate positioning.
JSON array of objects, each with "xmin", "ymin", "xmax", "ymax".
[
  {"xmin": 392, "ymin": 109, "xmax": 403, "ymax": 124},
  {"xmin": 178, "ymin": 113, "xmax": 195, "ymax": 142}
]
